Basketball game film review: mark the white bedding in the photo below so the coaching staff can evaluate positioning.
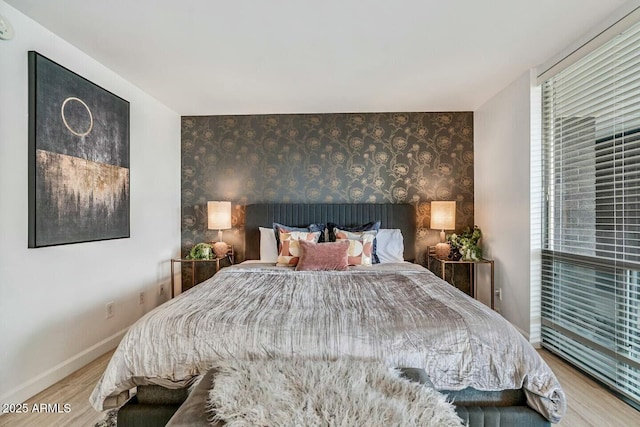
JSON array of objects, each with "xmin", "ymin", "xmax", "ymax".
[{"xmin": 90, "ymin": 262, "xmax": 565, "ymax": 422}]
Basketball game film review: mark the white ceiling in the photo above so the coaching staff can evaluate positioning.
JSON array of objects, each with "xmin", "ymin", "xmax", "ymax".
[{"xmin": 5, "ymin": 0, "xmax": 632, "ymax": 115}]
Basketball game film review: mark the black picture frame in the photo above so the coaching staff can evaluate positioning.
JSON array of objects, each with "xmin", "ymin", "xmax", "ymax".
[{"xmin": 28, "ymin": 51, "xmax": 130, "ymax": 248}]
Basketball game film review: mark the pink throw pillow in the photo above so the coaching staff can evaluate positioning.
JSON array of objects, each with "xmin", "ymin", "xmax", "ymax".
[{"xmin": 295, "ymin": 240, "xmax": 349, "ymax": 271}]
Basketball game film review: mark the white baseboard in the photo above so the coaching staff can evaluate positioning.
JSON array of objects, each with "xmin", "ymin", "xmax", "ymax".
[
  {"xmin": 0, "ymin": 328, "xmax": 127, "ymax": 405},
  {"xmin": 512, "ymin": 323, "xmax": 543, "ymax": 347},
  {"xmin": 513, "ymin": 324, "xmax": 531, "ymax": 341}
]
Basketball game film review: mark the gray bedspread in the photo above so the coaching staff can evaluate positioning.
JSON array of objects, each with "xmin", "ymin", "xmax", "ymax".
[{"xmin": 90, "ymin": 263, "xmax": 565, "ymax": 422}]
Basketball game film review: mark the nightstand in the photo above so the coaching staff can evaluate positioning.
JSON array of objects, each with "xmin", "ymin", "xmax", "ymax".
[
  {"xmin": 170, "ymin": 244, "xmax": 234, "ymax": 297},
  {"xmin": 427, "ymin": 247, "xmax": 495, "ymax": 309}
]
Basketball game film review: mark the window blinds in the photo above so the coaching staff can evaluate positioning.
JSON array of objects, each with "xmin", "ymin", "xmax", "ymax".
[
  {"xmin": 541, "ymin": 19, "xmax": 640, "ymax": 408},
  {"xmin": 537, "ymin": 6, "xmax": 640, "ymax": 84}
]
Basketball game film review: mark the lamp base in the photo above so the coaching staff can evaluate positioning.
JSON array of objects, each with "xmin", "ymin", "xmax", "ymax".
[
  {"xmin": 434, "ymin": 242, "xmax": 451, "ymax": 258},
  {"xmin": 213, "ymin": 241, "xmax": 229, "ymax": 258}
]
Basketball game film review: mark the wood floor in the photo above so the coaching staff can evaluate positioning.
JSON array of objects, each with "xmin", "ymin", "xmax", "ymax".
[
  {"xmin": 0, "ymin": 351, "xmax": 113, "ymax": 427},
  {"xmin": 539, "ymin": 349, "xmax": 640, "ymax": 426},
  {"xmin": 0, "ymin": 348, "xmax": 638, "ymax": 426}
]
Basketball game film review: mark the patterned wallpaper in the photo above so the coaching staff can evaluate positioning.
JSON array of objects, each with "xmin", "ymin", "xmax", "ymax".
[{"xmin": 181, "ymin": 112, "xmax": 474, "ymax": 267}]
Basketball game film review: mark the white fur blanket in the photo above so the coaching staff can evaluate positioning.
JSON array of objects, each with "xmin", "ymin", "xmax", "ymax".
[{"xmin": 207, "ymin": 359, "xmax": 464, "ymax": 427}]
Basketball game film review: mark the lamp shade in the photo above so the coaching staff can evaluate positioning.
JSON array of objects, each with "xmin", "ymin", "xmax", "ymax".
[
  {"xmin": 430, "ymin": 201, "xmax": 456, "ymax": 230},
  {"xmin": 207, "ymin": 201, "xmax": 232, "ymax": 230}
]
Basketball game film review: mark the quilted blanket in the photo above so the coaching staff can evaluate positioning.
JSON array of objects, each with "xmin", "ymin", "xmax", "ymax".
[{"xmin": 89, "ymin": 263, "xmax": 565, "ymax": 422}]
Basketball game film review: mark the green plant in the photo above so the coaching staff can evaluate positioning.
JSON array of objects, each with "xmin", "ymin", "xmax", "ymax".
[
  {"xmin": 187, "ymin": 242, "xmax": 213, "ymax": 260},
  {"xmin": 447, "ymin": 226, "xmax": 482, "ymax": 261}
]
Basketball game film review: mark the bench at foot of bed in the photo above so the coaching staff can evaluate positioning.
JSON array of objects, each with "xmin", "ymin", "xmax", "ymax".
[
  {"xmin": 116, "ymin": 385, "xmax": 188, "ymax": 427},
  {"xmin": 116, "ymin": 368, "xmax": 550, "ymax": 427}
]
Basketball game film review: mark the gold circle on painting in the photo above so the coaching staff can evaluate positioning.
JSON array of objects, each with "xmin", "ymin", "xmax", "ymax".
[{"xmin": 61, "ymin": 97, "xmax": 94, "ymax": 137}]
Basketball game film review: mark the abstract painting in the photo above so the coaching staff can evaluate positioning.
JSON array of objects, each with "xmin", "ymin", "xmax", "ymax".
[{"xmin": 28, "ymin": 51, "xmax": 130, "ymax": 247}]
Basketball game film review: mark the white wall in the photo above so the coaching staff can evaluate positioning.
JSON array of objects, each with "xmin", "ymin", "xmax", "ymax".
[
  {"xmin": 474, "ymin": 71, "xmax": 533, "ymax": 337},
  {"xmin": 0, "ymin": 1, "xmax": 181, "ymax": 405}
]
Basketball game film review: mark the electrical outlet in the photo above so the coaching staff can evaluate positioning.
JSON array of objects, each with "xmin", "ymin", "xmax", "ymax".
[
  {"xmin": 105, "ymin": 302, "xmax": 115, "ymax": 319},
  {"xmin": 159, "ymin": 283, "xmax": 166, "ymax": 296},
  {"xmin": 139, "ymin": 292, "xmax": 145, "ymax": 305}
]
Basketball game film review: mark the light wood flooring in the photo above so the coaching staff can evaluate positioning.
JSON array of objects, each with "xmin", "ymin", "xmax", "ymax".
[
  {"xmin": 539, "ymin": 349, "xmax": 640, "ymax": 426},
  {"xmin": 0, "ymin": 348, "xmax": 638, "ymax": 426},
  {"xmin": 0, "ymin": 351, "xmax": 113, "ymax": 427}
]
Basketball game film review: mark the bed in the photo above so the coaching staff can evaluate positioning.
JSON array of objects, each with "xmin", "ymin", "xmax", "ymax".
[{"xmin": 90, "ymin": 203, "xmax": 565, "ymax": 426}]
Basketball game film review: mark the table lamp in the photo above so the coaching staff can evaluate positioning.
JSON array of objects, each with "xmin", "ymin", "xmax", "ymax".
[
  {"xmin": 430, "ymin": 201, "xmax": 456, "ymax": 258},
  {"xmin": 208, "ymin": 201, "xmax": 232, "ymax": 258}
]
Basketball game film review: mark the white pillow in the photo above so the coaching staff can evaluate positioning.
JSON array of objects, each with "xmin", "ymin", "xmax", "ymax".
[
  {"xmin": 259, "ymin": 227, "xmax": 278, "ymax": 262},
  {"xmin": 376, "ymin": 229, "xmax": 404, "ymax": 263}
]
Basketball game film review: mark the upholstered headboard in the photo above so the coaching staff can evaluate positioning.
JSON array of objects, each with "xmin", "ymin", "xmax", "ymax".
[{"xmin": 245, "ymin": 203, "xmax": 416, "ymax": 262}]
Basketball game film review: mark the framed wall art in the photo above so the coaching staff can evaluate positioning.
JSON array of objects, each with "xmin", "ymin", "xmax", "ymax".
[{"xmin": 28, "ymin": 51, "xmax": 130, "ymax": 247}]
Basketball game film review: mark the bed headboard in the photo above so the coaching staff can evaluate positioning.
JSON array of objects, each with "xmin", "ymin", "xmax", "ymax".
[{"xmin": 245, "ymin": 203, "xmax": 416, "ymax": 262}]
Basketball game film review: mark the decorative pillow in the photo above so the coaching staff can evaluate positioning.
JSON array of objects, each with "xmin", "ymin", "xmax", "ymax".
[
  {"xmin": 259, "ymin": 226, "xmax": 279, "ymax": 263},
  {"xmin": 273, "ymin": 223, "xmax": 326, "ymax": 251},
  {"xmin": 276, "ymin": 231, "xmax": 322, "ymax": 266},
  {"xmin": 334, "ymin": 228, "xmax": 377, "ymax": 266},
  {"xmin": 376, "ymin": 229, "xmax": 405, "ymax": 263},
  {"xmin": 328, "ymin": 221, "xmax": 381, "ymax": 263},
  {"xmin": 309, "ymin": 223, "xmax": 326, "ymax": 242},
  {"xmin": 295, "ymin": 240, "xmax": 349, "ymax": 271}
]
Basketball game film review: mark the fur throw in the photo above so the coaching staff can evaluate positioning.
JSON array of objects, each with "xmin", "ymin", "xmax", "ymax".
[{"xmin": 207, "ymin": 359, "xmax": 463, "ymax": 426}]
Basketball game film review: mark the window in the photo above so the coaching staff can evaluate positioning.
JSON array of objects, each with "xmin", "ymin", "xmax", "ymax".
[{"xmin": 541, "ymin": 20, "xmax": 640, "ymax": 407}]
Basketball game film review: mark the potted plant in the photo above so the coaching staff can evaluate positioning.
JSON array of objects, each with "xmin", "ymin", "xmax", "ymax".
[
  {"xmin": 187, "ymin": 242, "xmax": 213, "ymax": 260},
  {"xmin": 447, "ymin": 226, "xmax": 482, "ymax": 261}
]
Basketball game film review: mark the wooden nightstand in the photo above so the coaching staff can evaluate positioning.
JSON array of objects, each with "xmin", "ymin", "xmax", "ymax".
[
  {"xmin": 427, "ymin": 247, "xmax": 495, "ymax": 309},
  {"xmin": 170, "ymin": 244, "xmax": 234, "ymax": 297}
]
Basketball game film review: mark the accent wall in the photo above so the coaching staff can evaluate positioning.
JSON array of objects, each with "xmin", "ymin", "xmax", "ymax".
[{"xmin": 181, "ymin": 112, "xmax": 474, "ymax": 269}]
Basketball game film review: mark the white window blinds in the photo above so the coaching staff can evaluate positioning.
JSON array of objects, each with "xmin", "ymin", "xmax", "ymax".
[{"xmin": 541, "ymin": 19, "xmax": 640, "ymax": 408}]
